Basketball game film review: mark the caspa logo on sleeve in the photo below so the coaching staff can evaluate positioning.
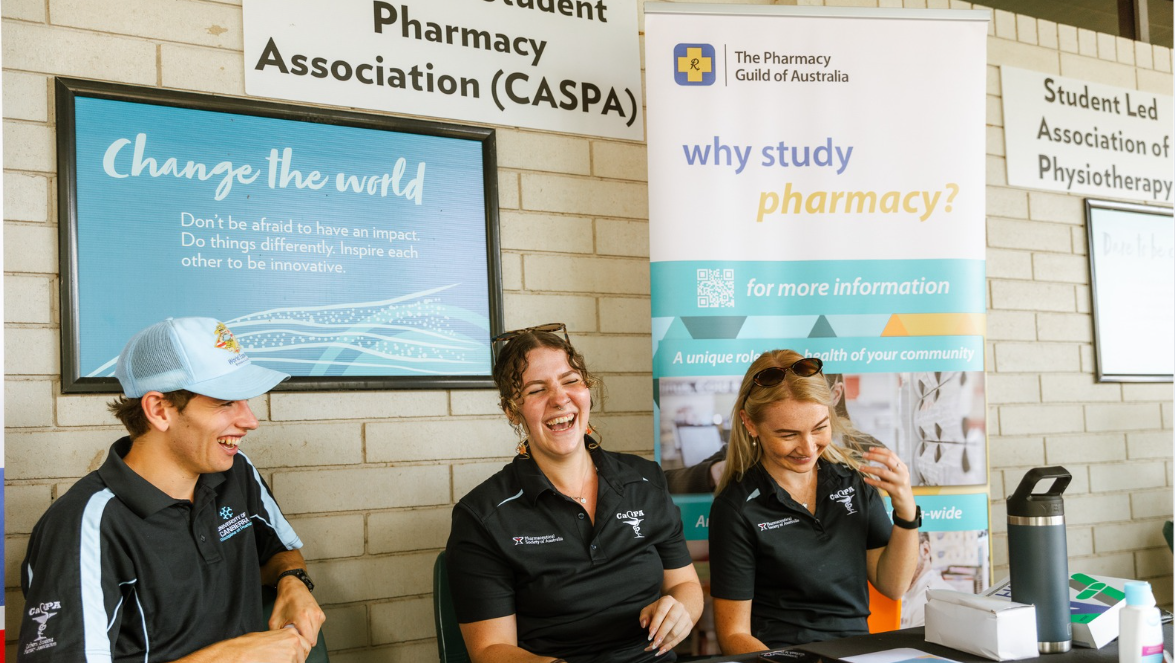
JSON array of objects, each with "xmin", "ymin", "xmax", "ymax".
[{"xmin": 25, "ymin": 602, "xmax": 62, "ymax": 654}]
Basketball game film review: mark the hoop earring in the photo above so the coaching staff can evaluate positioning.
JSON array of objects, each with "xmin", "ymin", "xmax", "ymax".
[
  {"xmin": 585, "ymin": 425, "xmax": 601, "ymax": 450},
  {"xmin": 514, "ymin": 424, "xmax": 530, "ymax": 458}
]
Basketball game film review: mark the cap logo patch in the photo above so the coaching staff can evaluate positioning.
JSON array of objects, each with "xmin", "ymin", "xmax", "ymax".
[{"xmin": 213, "ymin": 322, "xmax": 242, "ymax": 354}]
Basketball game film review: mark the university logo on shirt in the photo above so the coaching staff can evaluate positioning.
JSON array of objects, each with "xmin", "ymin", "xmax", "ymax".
[
  {"xmin": 217, "ymin": 507, "xmax": 253, "ymax": 542},
  {"xmin": 829, "ymin": 487, "xmax": 857, "ymax": 514}
]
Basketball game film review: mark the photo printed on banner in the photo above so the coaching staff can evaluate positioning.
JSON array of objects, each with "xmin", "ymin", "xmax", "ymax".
[{"xmin": 659, "ymin": 370, "xmax": 985, "ymax": 493}]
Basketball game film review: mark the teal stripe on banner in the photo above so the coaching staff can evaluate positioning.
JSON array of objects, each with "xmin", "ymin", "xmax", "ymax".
[
  {"xmin": 651, "ymin": 259, "xmax": 985, "ymax": 316},
  {"xmin": 883, "ymin": 493, "xmax": 989, "ymax": 532},
  {"xmin": 676, "ymin": 492, "xmax": 988, "ymax": 538},
  {"xmin": 674, "ymin": 494, "xmax": 713, "ymax": 541},
  {"xmin": 654, "ymin": 336, "xmax": 984, "ymax": 377}
]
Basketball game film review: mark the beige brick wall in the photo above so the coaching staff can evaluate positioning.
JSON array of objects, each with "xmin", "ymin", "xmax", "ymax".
[
  {"xmin": 972, "ymin": 2, "xmax": 1175, "ymax": 609},
  {"xmin": 3, "ymin": 0, "xmax": 1171, "ymax": 660}
]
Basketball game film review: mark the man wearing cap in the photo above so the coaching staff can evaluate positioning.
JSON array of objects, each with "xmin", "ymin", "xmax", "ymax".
[{"xmin": 18, "ymin": 317, "xmax": 325, "ymax": 663}]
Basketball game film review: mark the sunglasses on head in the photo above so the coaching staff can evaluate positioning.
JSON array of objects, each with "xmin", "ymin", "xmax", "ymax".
[
  {"xmin": 751, "ymin": 357, "xmax": 823, "ymax": 386},
  {"xmin": 492, "ymin": 322, "xmax": 569, "ymax": 345},
  {"xmin": 741, "ymin": 357, "xmax": 824, "ymax": 411}
]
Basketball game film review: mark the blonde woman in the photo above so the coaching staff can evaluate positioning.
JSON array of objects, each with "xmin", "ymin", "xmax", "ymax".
[{"xmin": 708, "ymin": 350, "xmax": 920, "ymax": 653}]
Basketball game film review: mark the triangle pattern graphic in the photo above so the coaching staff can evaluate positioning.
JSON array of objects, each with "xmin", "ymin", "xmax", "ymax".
[
  {"xmin": 663, "ymin": 317, "xmax": 694, "ymax": 339},
  {"xmin": 807, "ymin": 315, "xmax": 837, "ymax": 338},
  {"xmin": 881, "ymin": 315, "xmax": 909, "ymax": 337},
  {"xmin": 680, "ymin": 316, "xmax": 748, "ymax": 340}
]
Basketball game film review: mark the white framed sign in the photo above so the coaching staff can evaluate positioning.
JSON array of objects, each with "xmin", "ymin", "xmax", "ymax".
[
  {"xmin": 243, "ymin": 0, "xmax": 644, "ymax": 141},
  {"xmin": 1085, "ymin": 199, "xmax": 1174, "ymax": 382},
  {"xmin": 1001, "ymin": 66, "xmax": 1173, "ymax": 204}
]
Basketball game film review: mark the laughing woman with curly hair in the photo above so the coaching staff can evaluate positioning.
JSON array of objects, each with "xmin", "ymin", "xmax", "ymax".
[{"xmin": 446, "ymin": 324, "xmax": 703, "ymax": 663}]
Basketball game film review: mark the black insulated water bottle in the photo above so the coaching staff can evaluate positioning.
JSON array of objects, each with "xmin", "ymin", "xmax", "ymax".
[{"xmin": 1007, "ymin": 466, "xmax": 1072, "ymax": 654}]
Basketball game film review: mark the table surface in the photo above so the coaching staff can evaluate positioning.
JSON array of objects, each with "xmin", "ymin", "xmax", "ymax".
[{"xmin": 698, "ymin": 624, "xmax": 1173, "ymax": 663}]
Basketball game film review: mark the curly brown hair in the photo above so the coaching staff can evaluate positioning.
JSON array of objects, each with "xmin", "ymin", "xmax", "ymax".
[{"xmin": 492, "ymin": 330, "xmax": 603, "ymax": 435}]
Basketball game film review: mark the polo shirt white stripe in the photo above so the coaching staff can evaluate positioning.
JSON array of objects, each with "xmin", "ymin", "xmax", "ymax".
[
  {"xmin": 496, "ymin": 489, "xmax": 524, "ymax": 507},
  {"xmin": 746, "ymin": 488, "xmax": 761, "ymax": 502},
  {"xmin": 81, "ymin": 488, "xmax": 116, "ymax": 663},
  {"xmin": 108, "ymin": 580, "xmax": 138, "ymax": 632},
  {"xmin": 106, "ymin": 597, "xmax": 122, "ymax": 632},
  {"xmin": 239, "ymin": 452, "xmax": 302, "ymax": 549},
  {"xmin": 132, "ymin": 585, "xmax": 149, "ymax": 662}
]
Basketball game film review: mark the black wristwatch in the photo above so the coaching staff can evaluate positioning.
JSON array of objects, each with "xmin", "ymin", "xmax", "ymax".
[
  {"xmin": 276, "ymin": 568, "xmax": 315, "ymax": 593},
  {"xmin": 892, "ymin": 505, "xmax": 922, "ymax": 530}
]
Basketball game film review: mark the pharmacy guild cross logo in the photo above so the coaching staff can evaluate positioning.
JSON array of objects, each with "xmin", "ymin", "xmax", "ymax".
[{"xmin": 674, "ymin": 44, "xmax": 716, "ymax": 86}]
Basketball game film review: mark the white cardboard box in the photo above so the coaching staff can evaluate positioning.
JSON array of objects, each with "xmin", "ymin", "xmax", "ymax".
[
  {"xmin": 984, "ymin": 573, "xmax": 1131, "ymax": 649},
  {"xmin": 925, "ymin": 588, "xmax": 1040, "ymax": 661}
]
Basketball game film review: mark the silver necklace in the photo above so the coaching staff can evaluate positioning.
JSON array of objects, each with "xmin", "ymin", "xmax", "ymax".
[{"xmin": 567, "ymin": 461, "xmax": 595, "ymax": 504}]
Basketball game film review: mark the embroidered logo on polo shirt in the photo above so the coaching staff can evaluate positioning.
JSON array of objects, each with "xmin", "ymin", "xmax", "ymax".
[
  {"xmin": 218, "ymin": 509, "xmax": 253, "ymax": 542},
  {"xmin": 830, "ymin": 487, "xmax": 857, "ymax": 514},
  {"xmin": 756, "ymin": 517, "xmax": 800, "ymax": 531},
  {"xmin": 512, "ymin": 534, "xmax": 564, "ymax": 546},
  {"xmin": 616, "ymin": 510, "xmax": 646, "ymax": 539},
  {"xmin": 220, "ymin": 506, "xmax": 233, "ymax": 520},
  {"xmin": 24, "ymin": 601, "xmax": 61, "ymax": 654}
]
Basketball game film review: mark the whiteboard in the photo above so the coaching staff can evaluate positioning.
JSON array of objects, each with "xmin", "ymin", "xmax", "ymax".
[{"xmin": 1085, "ymin": 200, "xmax": 1174, "ymax": 382}]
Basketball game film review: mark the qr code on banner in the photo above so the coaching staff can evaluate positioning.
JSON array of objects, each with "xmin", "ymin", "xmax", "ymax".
[{"xmin": 697, "ymin": 269, "xmax": 734, "ymax": 308}]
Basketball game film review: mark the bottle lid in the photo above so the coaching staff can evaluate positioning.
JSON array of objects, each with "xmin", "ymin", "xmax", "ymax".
[
  {"xmin": 1007, "ymin": 466, "xmax": 1071, "ymax": 518},
  {"xmin": 1125, "ymin": 581, "xmax": 1155, "ymax": 607}
]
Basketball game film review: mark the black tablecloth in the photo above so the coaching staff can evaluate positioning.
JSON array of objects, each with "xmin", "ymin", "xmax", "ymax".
[{"xmin": 698, "ymin": 624, "xmax": 1173, "ymax": 663}]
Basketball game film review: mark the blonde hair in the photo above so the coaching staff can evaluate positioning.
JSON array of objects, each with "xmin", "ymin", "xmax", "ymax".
[{"xmin": 717, "ymin": 349, "xmax": 871, "ymax": 494}]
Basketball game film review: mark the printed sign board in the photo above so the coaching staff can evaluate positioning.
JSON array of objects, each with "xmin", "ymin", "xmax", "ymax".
[
  {"xmin": 56, "ymin": 78, "xmax": 502, "ymax": 392},
  {"xmin": 1001, "ymin": 66, "xmax": 1173, "ymax": 204},
  {"xmin": 243, "ymin": 0, "xmax": 644, "ymax": 140}
]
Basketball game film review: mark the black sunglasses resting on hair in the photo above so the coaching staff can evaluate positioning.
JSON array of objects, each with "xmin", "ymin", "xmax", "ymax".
[{"xmin": 492, "ymin": 322, "xmax": 569, "ymax": 344}]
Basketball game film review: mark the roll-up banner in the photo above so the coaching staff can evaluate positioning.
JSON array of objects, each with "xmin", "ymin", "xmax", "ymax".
[{"xmin": 645, "ymin": 4, "xmax": 990, "ymax": 645}]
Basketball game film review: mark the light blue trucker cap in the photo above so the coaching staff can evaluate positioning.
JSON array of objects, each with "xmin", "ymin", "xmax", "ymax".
[{"xmin": 115, "ymin": 317, "xmax": 289, "ymax": 400}]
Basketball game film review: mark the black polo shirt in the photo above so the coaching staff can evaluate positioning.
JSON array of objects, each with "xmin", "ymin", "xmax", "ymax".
[
  {"xmin": 709, "ymin": 460, "xmax": 892, "ymax": 647},
  {"xmin": 19, "ymin": 437, "xmax": 302, "ymax": 662},
  {"xmin": 447, "ymin": 443, "xmax": 694, "ymax": 663}
]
